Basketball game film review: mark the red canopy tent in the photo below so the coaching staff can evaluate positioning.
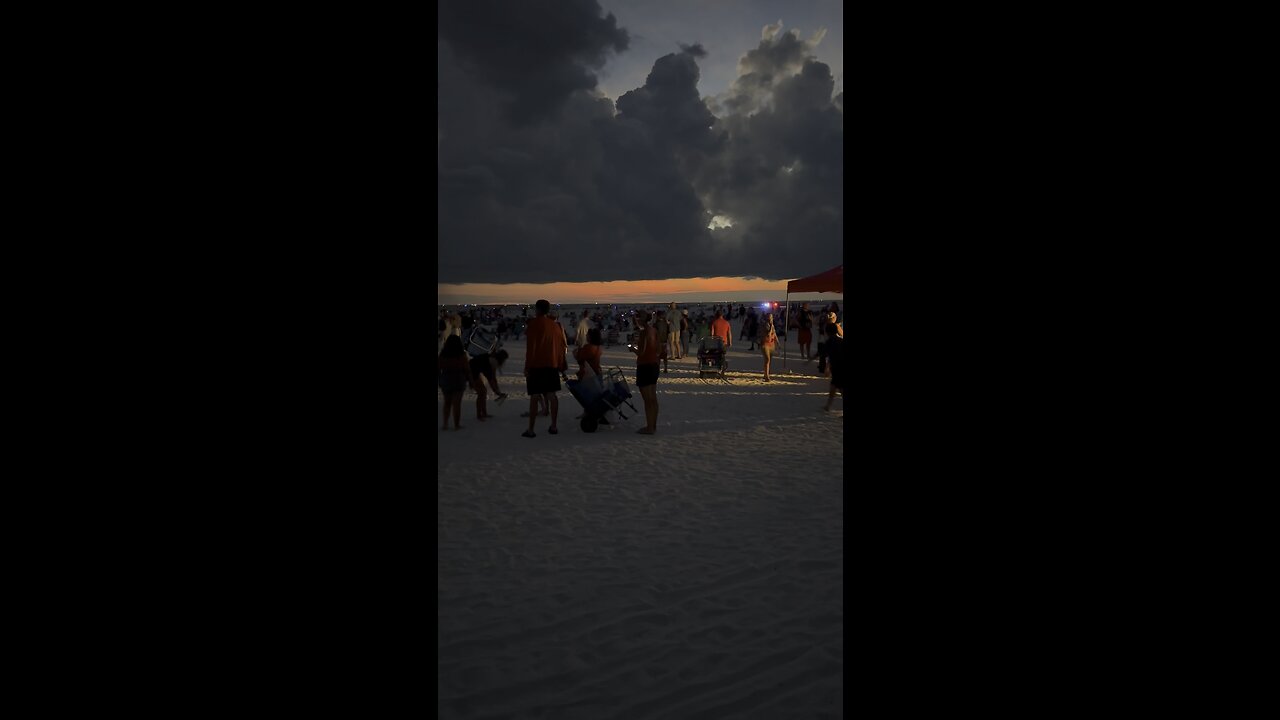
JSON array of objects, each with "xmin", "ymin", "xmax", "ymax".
[{"xmin": 783, "ymin": 265, "xmax": 843, "ymax": 369}]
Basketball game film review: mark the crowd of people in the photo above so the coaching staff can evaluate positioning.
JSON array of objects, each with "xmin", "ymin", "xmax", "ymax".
[{"xmin": 436, "ymin": 299, "xmax": 845, "ymax": 432}]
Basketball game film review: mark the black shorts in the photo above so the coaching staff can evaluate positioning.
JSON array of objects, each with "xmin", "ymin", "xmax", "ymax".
[
  {"xmin": 636, "ymin": 363, "xmax": 659, "ymax": 388},
  {"xmin": 526, "ymin": 367, "xmax": 561, "ymax": 395}
]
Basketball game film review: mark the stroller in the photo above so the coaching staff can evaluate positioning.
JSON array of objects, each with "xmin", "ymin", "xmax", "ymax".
[
  {"xmin": 565, "ymin": 366, "xmax": 639, "ymax": 433},
  {"xmin": 697, "ymin": 336, "xmax": 730, "ymax": 383}
]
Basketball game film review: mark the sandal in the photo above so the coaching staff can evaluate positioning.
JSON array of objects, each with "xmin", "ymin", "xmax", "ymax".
[
  {"xmin": 522, "ymin": 430, "xmax": 536, "ymax": 438},
  {"xmin": 548, "ymin": 427, "xmax": 558, "ymax": 435}
]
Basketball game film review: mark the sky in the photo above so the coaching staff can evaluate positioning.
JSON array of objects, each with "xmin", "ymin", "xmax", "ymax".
[
  {"xmin": 595, "ymin": 0, "xmax": 843, "ymax": 103},
  {"xmin": 437, "ymin": 277, "xmax": 841, "ymax": 305},
  {"xmin": 438, "ymin": 0, "xmax": 843, "ymax": 304}
]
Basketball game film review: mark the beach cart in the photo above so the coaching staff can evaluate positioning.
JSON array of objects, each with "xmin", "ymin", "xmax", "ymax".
[
  {"xmin": 697, "ymin": 336, "xmax": 731, "ymax": 383},
  {"xmin": 565, "ymin": 367, "xmax": 639, "ymax": 433}
]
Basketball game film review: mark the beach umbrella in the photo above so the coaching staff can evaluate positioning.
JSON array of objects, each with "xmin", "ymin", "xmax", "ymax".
[{"xmin": 782, "ymin": 264, "xmax": 843, "ymax": 371}]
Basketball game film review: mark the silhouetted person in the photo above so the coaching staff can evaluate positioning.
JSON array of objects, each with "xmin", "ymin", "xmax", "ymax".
[
  {"xmin": 798, "ymin": 302, "xmax": 814, "ymax": 360},
  {"xmin": 438, "ymin": 335, "xmax": 471, "ymax": 431},
  {"xmin": 630, "ymin": 310, "xmax": 660, "ymax": 434},
  {"xmin": 678, "ymin": 309, "xmax": 690, "ymax": 358},
  {"xmin": 470, "ymin": 348, "xmax": 510, "ymax": 421},
  {"xmin": 654, "ymin": 310, "xmax": 672, "ymax": 372},
  {"xmin": 822, "ymin": 321, "xmax": 845, "ymax": 411},
  {"xmin": 665, "ymin": 304, "xmax": 682, "ymax": 360}
]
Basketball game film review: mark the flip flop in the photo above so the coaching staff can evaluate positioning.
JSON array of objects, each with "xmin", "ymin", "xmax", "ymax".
[
  {"xmin": 548, "ymin": 427, "xmax": 558, "ymax": 435},
  {"xmin": 522, "ymin": 430, "xmax": 536, "ymax": 438}
]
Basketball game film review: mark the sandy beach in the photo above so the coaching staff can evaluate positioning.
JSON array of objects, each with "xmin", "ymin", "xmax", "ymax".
[{"xmin": 438, "ymin": 315, "xmax": 844, "ymax": 719}]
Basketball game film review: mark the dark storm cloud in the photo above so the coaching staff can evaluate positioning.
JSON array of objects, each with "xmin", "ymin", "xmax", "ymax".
[
  {"xmin": 437, "ymin": 0, "xmax": 628, "ymax": 122},
  {"xmin": 679, "ymin": 24, "xmax": 842, "ymax": 280},
  {"xmin": 678, "ymin": 42, "xmax": 707, "ymax": 57},
  {"xmin": 615, "ymin": 50, "xmax": 719, "ymax": 156},
  {"xmin": 438, "ymin": 9, "xmax": 842, "ymax": 284},
  {"xmin": 696, "ymin": 47, "xmax": 843, "ymax": 275}
]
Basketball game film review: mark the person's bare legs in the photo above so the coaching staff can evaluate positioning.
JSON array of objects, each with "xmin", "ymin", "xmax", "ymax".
[
  {"xmin": 762, "ymin": 347, "xmax": 772, "ymax": 381},
  {"xmin": 451, "ymin": 392, "xmax": 463, "ymax": 429},
  {"xmin": 823, "ymin": 385, "xmax": 842, "ymax": 411},
  {"xmin": 638, "ymin": 385, "xmax": 658, "ymax": 433},
  {"xmin": 476, "ymin": 384, "xmax": 487, "ymax": 420},
  {"xmin": 522, "ymin": 396, "xmax": 547, "ymax": 417},
  {"xmin": 442, "ymin": 392, "xmax": 451, "ymax": 430},
  {"xmin": 547, "ymin": 393, "xmax": 559, "ymax": 433},
  {"xmin": 488, "ymin": 376, "xmax": 507, "ymax": 405},
  {"xmin": 527, "ymin": 397, "xmax": 539, "ymax": 434}
]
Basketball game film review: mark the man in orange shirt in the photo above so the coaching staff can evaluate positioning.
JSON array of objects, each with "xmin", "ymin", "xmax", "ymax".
[
  {"xmin": 522, "ymin": 299, "xmax": 567, "ymax": 437},
  {"xmin": 709, "ymin": 310, "xmax": 732, "ymax": 349}
]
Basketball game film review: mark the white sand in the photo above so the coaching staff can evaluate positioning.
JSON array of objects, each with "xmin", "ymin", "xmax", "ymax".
[{"xmin": 438, "ymin": 317, "xmax": 843, "ymax": 719}]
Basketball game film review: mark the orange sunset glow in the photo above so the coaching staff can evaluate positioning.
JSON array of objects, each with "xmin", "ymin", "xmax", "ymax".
[{"xmin": 437, "ymin": 276, "xmax": 844, "ymax": 306}]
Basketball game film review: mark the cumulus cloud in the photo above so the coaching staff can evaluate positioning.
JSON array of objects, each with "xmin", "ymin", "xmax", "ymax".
[{"xmin": 437, "ymin": 5, "xmax": 842, "ymax": 284}]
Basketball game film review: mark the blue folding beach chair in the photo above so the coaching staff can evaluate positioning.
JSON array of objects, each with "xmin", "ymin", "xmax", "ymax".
[{"xmin": 565, "ymin": 367, "xmax": 638, "ymax": 433}]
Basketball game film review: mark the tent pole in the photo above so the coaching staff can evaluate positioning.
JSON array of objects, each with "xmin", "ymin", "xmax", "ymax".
[{"xmin": 783, "ymin": 291, "xmax": 790, "ymax": 371}]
